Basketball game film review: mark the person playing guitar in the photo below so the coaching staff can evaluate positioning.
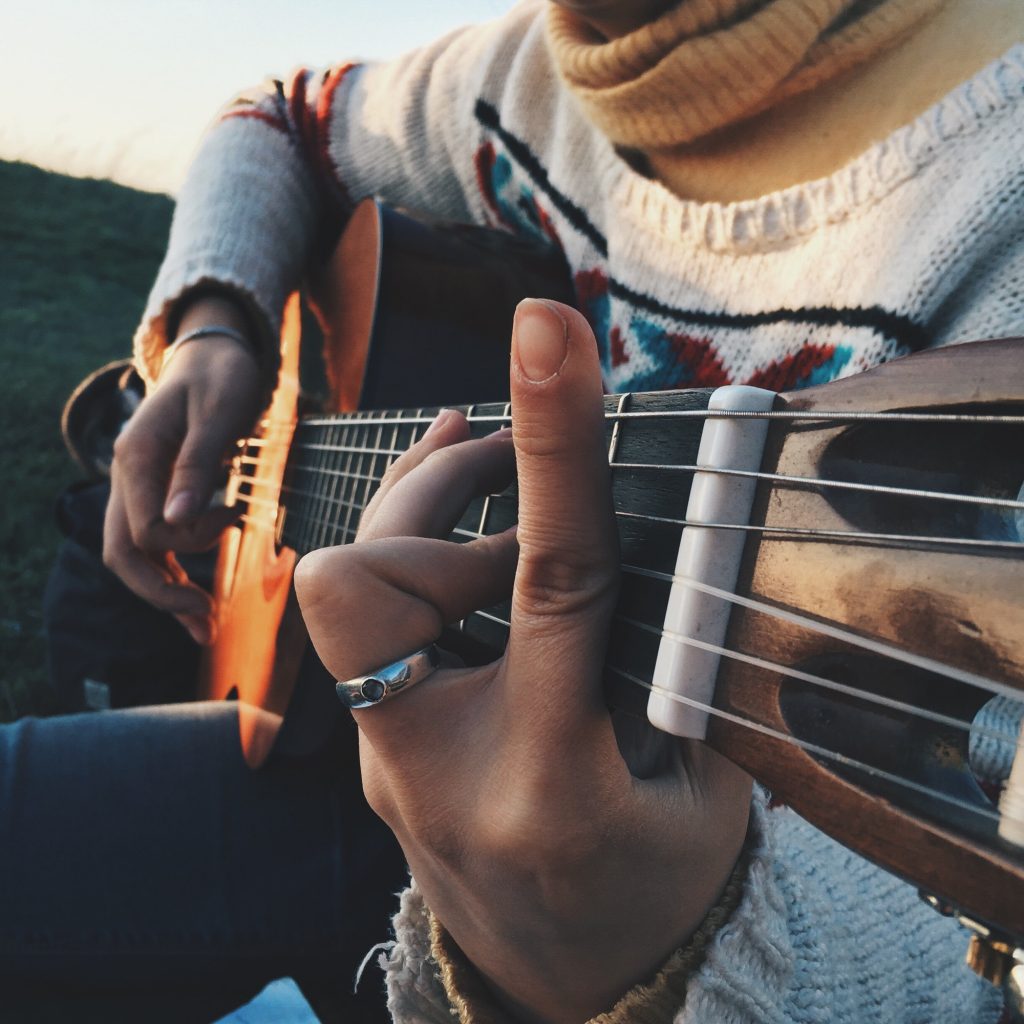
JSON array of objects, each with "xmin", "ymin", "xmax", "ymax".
[{"xmin": 85, "ymin": 0, "xmax": 1024, "ymax": 1019}]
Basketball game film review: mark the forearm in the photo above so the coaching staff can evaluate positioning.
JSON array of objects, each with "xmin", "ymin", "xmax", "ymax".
[
  {"xmin": 133, "ymin": 94, "xmax": 329, "ymax": 390},
  {"xmin": 134, "ymin": 3, "xmax": 550, "ymax": 396}
]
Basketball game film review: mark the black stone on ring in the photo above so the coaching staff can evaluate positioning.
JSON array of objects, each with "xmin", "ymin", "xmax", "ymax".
[{"xmin": 336, "ymin": 645, "xmax": 442, "ymax": 710}]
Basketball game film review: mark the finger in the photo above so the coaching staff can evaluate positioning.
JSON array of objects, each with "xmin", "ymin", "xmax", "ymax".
[
  {"xmin": 295, "ymin": 529, "xmax": 518, "ymax": 683},
  {"xmin": 165, "ymin": 404, "xmax": 253, "ymax": 527},
  {"xmin": 361, "ymin": 409, "xmax": 471, "ymax": 524},
  {"xmin": 112, "ymin": 389, "xmax": 239, "ymax": 554},
  {"xmin": 113, "ymin": 394, "xmax": 187, "ymax": 549},
  {"xmin": 505, "ymin": 299, "xmax": 619, "ymax": 716},
  {"xmin": 358, "ymin": 428, "xmax": 514, "ymax": 543},
  {"xmin": 104, "ymin": 481, "xmax": 215, "ymax": 640},
  {"xmin": 137, "ymin": 504, "xmax": 241, "ymax": 556}
]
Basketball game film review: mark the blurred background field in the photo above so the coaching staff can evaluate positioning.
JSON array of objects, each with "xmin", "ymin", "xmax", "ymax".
[{"xmin": 0, "ymin": 159, "xmax": 172, "ymax": 719}]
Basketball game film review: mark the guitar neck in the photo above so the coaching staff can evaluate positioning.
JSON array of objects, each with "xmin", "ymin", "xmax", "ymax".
[
  {"xmin": 227, "ymin": 335, "xmax": 1024, "ymax": 946},
  {"xmin": 270, "ymin": 388, "xmax": 713, "ymax": 689}
]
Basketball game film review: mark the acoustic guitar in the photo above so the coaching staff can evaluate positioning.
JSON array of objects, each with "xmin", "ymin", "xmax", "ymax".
[{"xmin": 200, "ymin": 198, "xmax": 1024, "ymax": 988}]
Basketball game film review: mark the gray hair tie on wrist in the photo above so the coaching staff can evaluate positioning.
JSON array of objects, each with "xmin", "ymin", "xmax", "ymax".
[{"xmin": 160, "ymin": 325, "xmax": 254, "ymax": 375}]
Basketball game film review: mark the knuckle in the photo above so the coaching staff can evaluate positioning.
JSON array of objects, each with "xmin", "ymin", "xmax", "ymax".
[
  {"xmin": 361, "ymin": 769, "xmax": 398, "ymax": 826},
  {"xmin": 101, "ymin": 543, "xmax": 121, "ymax": 572},
  {"xmin": 113, "ymin": 424, "xmax": 160, "ymax": 469},
  {"xmin": 378, "ymin": 458, "xmax": 405, "ymax": 489},
  {"xmin": 111, "ymin": 427, "xmax": 140, "ymax": 463},
  {"xmin": 419, "ymin": 446, "xmax": 456, "ymax": 473},
  {"xmin": 128, "ymin": 519, "xmax": 163, "ymax": 554},
  {"xmin": 293, "ymin": 549, "xmax": 344, "ymax": 608},
  {"xmin": 514, "ymin": 548, "xmax": 618, "ymax": 619}
]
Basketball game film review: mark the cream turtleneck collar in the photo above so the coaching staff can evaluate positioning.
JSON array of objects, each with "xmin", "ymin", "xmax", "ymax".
[{"xmin": 546, "ymin": 0, "xmax": 948, "ymax": 149}]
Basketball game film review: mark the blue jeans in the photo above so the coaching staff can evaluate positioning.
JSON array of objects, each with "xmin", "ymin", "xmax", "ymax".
[{"xmin": 0, "ymin": 701, "xmax": 406, "ymax": 1022}]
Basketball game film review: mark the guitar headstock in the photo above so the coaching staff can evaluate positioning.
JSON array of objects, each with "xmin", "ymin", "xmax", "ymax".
[{"xmin": 706, "ymin": 338, "xmax": 1024, "ymax": 945}]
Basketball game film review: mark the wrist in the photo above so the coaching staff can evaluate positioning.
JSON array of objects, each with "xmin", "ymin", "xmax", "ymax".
[
  {"xmin": 428, "ymin": 849, "xmax": 750, "ymax": 1024},
  {"xmin": 160, "ymin": 324, "xmax": 256, "ymax": 376},
  {"xmin": 160, "ymin": 292, "xmax": 259, "ymax": 378}
]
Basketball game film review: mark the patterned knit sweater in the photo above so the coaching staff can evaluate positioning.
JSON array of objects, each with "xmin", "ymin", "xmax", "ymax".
[
  {"xmin": 135, "ymin": 1, "xmax": 1024, "ymax": 1020},
  {"xmin": 136, "ymin": 4, "xmax": 1024, "ymax": 396}
]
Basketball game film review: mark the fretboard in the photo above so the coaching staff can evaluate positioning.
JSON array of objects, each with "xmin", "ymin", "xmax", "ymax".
[{"xmin": 258, "ymin": 389, "xmax": 714, "ymax": 701}]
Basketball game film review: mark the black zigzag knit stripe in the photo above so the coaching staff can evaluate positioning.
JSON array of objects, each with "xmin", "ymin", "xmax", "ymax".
[
  {"xmin": 607, "ymin": 279, "xmax": 932, "ymax": 353},
  {"xmin": 475, "ymin": 100, "xmax": 608, "ymax": 256},
  {"xmin": 474, "ymin": 100, "xmax": 930, "ymax": 353}
]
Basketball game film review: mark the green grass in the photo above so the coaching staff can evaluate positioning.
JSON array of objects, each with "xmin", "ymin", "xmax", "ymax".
[{"xmin": 0, "ymin": 160, "xmax": 173, "ymax": 719}]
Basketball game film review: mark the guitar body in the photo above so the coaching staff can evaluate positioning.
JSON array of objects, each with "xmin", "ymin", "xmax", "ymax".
[{"xmin": 200, "ymin": 296, "xmax": 303, "ymax": 765}]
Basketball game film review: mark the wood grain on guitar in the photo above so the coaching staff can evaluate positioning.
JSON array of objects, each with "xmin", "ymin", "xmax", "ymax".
[
  {"xmin": 200, "ymin": 198, "xmax": 1024, "ymax": 953},
  {"xmin": 202, "ymin": 294, "xmax": 304, "ymax": 766},
  {"xmin": 712, "ymin": 338, "xmax": 1024, "ymax": 943}
]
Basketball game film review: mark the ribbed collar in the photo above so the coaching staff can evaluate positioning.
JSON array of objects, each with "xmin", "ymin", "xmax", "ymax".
[{"xmin": 547, "ymin": 0, "xmax": 949, "ymax": 149}]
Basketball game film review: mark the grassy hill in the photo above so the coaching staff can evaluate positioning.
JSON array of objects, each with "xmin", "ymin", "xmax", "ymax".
[{"xmin": 0, "ymin": 160, "xmax": 173, "ymax": 718}]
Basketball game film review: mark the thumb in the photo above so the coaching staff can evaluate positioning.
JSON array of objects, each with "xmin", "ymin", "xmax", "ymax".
[
  {"xmin": 509, "ymin": 299, "xmax": 618, "ymax": 629},
  {"xmin": 164, "ymin": 381, "xmax": 260, "ymax": 525}
]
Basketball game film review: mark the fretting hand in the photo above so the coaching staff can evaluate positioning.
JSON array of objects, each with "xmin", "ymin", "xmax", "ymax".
[
  {"xmin": 295, "ymin": 299, "xmax": 752, "ymax": 1024},
  {"xmin": 103, "ymin": 295, "xmax": 263, "ymax": 645}
]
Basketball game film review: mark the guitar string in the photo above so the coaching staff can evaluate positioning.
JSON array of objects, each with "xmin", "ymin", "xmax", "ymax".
[
  {"xmin": 237, "ymin": 404, "xmax": 1024, "ymax": 453},
  {"xmin": 615, "ymin": 615, "xmax": 1010, "ymax": 741},
  {"xmin": 294, "ymin": 408, "xmax": 1024, "ymax": 427},
  {"xmin": 233, "ymin": 510, "xmax": 1018, "ymax": 824},
  {"xmin": 235, "ymin": 454, "xmax": 1024, "ymax": 516},
  {"xmin": 235, "ymin": 455, "xmax": 1024, "ymax": 516},
  {"xmin": 234, "ymin": 501, "xmax": 1023, "ymax": 746},
  {"xmin": 607, "ymin": 666, "xmax": 1012, "ymax": 830},
  {"xmin": 229, "ymin": 470, "xmax": 1024, "ymax": 553},
  {"xmin": 440, "ymin": 598, "xmax": 1022, "ymax": 750}
]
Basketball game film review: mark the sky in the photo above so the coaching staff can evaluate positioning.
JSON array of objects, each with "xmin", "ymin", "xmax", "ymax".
[{"xmin": 1, "ymin": 0, "xmax": 513, "ymax": 195}]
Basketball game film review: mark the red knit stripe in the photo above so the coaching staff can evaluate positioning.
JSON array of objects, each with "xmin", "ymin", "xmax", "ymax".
[
  {"xmin": 573, "ymin": 267, "xmax": 608, "ymax": 308},
  {"xmin": 609, "ymin": 326, "xmax": 629, "ymax": 367},
  {"xmin": 288, "ymin": 67, "xmax": 316, "ymax": 153},
  {"xmin": 219, "ymin": 108, "xmax": 288, "ymax": 134},
  {"xmin": 474, "ymin": 142, "xmax": 505, "ymax": 226},
  {"xmin": 314, "ymin": 63, "xmax": 358, "ymax": 207},
  {"xmin": 747, "ymin": 342, "xmax": 837, "ymax": 391},
  {"xmin": 667, "ymin": 332, "xmax": 730, "ymax": 386}
]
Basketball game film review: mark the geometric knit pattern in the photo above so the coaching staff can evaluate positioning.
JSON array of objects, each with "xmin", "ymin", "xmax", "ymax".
[{"xmin": 135, "ymin": 4, "xmax": 1024, "ymax": 402}]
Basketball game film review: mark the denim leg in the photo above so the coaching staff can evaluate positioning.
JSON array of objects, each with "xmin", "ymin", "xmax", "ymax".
[{"xmin": 0, "ymin": 701, "xmax": 405, "ymax": 1018}]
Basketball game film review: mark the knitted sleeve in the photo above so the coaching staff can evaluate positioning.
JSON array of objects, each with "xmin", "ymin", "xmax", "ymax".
[{"xmin": 132, "ymin": 1, "xmax": 548, "ymax": 391}]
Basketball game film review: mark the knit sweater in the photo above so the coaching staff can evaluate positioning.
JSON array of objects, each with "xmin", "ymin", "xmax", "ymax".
[
  {"xmin": 135, "ymin": 1, "xmax": 1024, "ymax": 1020},
  {"xmin": 136, "ymin": 4, "xmax": 1024, "ymax": 398}
]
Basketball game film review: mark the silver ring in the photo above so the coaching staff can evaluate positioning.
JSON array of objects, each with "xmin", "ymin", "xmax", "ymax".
[{"xmin": 336, "ymin": 645, "xmax": 442, "ymax": 710}]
